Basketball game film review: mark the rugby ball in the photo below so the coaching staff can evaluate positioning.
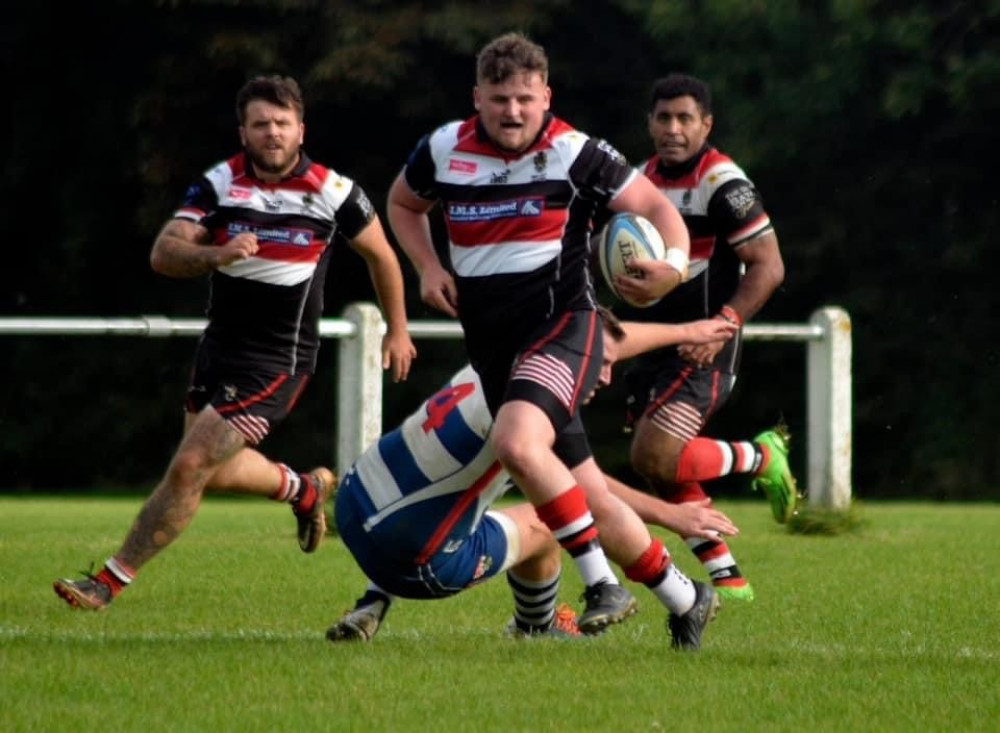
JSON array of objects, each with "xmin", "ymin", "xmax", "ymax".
[{"xmin": 597, "ymin": 213, "xmax": 667, "ymax": 308}]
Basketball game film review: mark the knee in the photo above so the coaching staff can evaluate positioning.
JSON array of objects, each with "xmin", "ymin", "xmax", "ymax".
[
  {"xmin": 164, "ymin": 448, "xmax": 214, "ymax": 490},
  {"xmin": 492, "ymin": 431, "xmax": 535, "ymax": 476}
]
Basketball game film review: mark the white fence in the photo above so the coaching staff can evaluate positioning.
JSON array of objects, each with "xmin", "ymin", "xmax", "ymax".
[{"xmin": 0, "ymin": 304, "xmax": 852, "ymax": 510}]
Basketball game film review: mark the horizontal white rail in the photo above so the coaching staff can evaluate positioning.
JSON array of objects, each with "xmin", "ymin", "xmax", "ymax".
[{"xmin": 0, "ymin": 305, "xmax": 851, "ymax": 510}]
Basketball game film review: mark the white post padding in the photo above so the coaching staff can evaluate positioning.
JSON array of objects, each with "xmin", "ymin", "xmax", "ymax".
[
  {"xmin": 807, "ymin": 306, "xmax": 853, "ymax": 511},
  {"xmin": 336, "ymin": 303, "xmax": 384, "ymax": 481}
]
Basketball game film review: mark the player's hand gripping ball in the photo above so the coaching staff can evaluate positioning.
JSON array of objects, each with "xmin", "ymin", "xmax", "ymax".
[{"xmin": 597, "ymin": 213, "xmax": 667, "ymax": 308}]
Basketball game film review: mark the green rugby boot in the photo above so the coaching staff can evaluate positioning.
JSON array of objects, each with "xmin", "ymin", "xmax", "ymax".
[
  {"xmin": 714, "ymin": 581, "xmax": 755, "ymax": 603},
  {"xmin": 752, "ymin": 426, "xmax": 799, "ymax": 524}
]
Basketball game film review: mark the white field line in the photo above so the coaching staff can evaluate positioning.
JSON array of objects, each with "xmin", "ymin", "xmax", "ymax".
[{"xmin": 1, "ymin": 625, "xmax": 996, "ymax": 660}]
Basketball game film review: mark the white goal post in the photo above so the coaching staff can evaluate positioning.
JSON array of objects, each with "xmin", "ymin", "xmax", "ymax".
[{"xmin": 0, "ymin": 305, "xmax": 851, "ymax": 510}]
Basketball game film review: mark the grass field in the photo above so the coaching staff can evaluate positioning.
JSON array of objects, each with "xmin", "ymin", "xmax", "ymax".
[{"xmin": 2, "ymin": 496, "xmax": 998, "ymax": 732}]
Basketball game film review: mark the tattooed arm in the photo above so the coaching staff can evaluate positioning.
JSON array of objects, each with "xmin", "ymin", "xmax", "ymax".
[{"xmin": 149, "ymin": 219, "xmax": 259, "ymax": 278}]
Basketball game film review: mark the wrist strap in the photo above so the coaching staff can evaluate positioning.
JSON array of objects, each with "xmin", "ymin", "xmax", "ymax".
[
  {"xmin": 717, "ymin": 304, "xmax": 744, "ymax": 327},
  {"xmin": 664, "ymin": 247, "xmax": 689, "ymax": 281}
]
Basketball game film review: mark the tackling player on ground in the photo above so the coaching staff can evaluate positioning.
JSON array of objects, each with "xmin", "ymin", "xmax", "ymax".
[{"xmin": 328, "ymin": 308, "xmax": 738, "ymax": 649}]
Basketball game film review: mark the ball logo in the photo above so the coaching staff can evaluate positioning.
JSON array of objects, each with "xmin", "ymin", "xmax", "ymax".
[{"xmin": 598, "ymin": 213, "xmax": 667, "ymax": 308}]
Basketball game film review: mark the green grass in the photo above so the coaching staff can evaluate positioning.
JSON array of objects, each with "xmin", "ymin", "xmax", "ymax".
[{"xmin": 2, "ymin": 496, "xmax": 998, "ymax": 732}]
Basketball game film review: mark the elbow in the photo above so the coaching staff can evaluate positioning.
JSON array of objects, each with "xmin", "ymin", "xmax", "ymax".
[
  {"xmin": 149, "ymin": 246, "xmax": 168, "ymax": 275},
  {"xmin": 772, "ymin": 259, "xmax": 785, "ymax": 289},
  {"xmin": 149, "ymin": 248, "xmax": 164, "ymax": 274}
]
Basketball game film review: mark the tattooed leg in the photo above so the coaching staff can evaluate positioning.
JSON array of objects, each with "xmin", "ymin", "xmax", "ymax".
[{"xmin": 117, "ymin": 408, "xmax": 246, "ymax": 570}]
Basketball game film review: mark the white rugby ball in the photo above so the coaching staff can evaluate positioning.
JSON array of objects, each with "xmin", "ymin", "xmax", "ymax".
[{"xmin": 597, "ymin": 213, "xmax": 666, "ymax": 308}]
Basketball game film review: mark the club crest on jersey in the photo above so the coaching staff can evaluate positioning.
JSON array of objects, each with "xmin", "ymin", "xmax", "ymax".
[
  {"xmin": 449, "ymin": 159, "xmax": 477, "ymax": 175},
  {"xmin": 532, "ymin": 151, "xmax": 548, "ymax": 181}
]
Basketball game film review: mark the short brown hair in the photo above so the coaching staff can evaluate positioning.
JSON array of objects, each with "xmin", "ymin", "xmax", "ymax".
[
  {"xmin": 236, "ymin": 75, "xmax": 304, "ymax": 124},
  {"xmin": 476, "ymin": 32, "xmax": 548, "ymax": 84},
  {"xmin": 597, "ymin": 305, "xmax": 625, "ymax": 342}
]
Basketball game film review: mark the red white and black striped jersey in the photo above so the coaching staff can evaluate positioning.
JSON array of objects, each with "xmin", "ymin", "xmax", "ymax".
[
  {"xmin": 641, "ymin": 146, "xmax": 771, "ymax": 279},
  {"xmin": 174, "ymin": 152, "xmax": 375, "ymax": 373},
  {"xmin": 618, "ymin": 146, "xmax": 772, "ymax": 324},
  {"xmin": 403, "ymin": 114, "xmax": 636, "ymax": 351}
]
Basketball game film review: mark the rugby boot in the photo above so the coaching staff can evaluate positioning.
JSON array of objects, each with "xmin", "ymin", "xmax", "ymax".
[
  {"xmin": 326, "ymin": 592, "xmax": 390, "ymax": 642},
  {"xmin": 505, "ymin": 603, "xmax": 582, "ymax": 639},
  {"xmin": 53, "ymin": 574, "xmax": 113, "ymax": 610},
  {"xmin": 293, "ymin": 467, "xmax": 335, "ymax": 553},
  {"xmin": 667, "ymin": 581, "xmax": 720, "ymax": 651},
  {"xmin": 752, "ymin": 426, "xmax": 799, "ymax": 523},
  {"xmin": 577, "ymin": 581, "xmax": 638, "ymax": 634}
]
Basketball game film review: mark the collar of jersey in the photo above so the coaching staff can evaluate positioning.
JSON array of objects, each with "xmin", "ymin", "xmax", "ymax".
[
  {"xmin": 654, "ymin": 143, "xmax": 713, "ymax": 180},
  {"xmin": 241, "ymin": 150, "xmax": 313, "ymax": 183}
]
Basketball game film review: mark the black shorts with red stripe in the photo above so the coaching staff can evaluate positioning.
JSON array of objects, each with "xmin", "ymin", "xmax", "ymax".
[
  {"xmin": 475, "ymin": 307, "xmax": 603, "ymax": 468},
  {"xmin": 624, "ymin": 335, "xmax": 741, "ymax": 442},
  {"xmin": 185, "ymin": 342, "xmax": 311, "ymax": 446}
]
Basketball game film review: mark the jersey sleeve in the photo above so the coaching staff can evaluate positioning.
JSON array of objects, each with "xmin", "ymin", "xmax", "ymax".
[
  {"xmin": 174, "ymin": 177, "xmax": 218, "ymax": 223},
  {"xmin": 334, "ymin": 182, "xmax": 378, "ymax": 241},
  {"xmin": 707, "ymin": 178, "xmax": 773, "ymax": 248},
  {"xmin": 567, "ymin": 138, "xmax": 638, "ymax": 205},
  {"xmin": 401, "ymin": 133, "xmax": 438, "ymax": 200}
]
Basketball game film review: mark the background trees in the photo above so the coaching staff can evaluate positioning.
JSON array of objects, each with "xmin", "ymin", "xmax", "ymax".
[{"xmin": 2, "ymin": 0, "xmax": 997, "ymax": 498}]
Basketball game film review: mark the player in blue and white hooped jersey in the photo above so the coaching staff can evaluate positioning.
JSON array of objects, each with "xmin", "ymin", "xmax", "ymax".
[
  {"xmin": 336, "ymin": 365, "xmax": 529, "ymax": 597},
  {"xmin": 330, "ymin": 314, "xmax": 740, "ymax": 643}
]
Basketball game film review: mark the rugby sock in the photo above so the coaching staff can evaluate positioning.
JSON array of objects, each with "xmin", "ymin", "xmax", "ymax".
[
  {"xmin": 356, "ymin": 583, "xmax": 393, "ymax": 619},
  {"xmin": 685, "ymin": 535, "xmax": 750, "ymax": 594},
  {"xmin": 270, "ymin": 463, "xmax": 301, "ymax": 502},
  {"xmin": 96, "ymin": 556, "xmax": 135, "ymax": 599},
  {"xmin": 675, "ymin": 438, "xmax": 763, "ymax": 483},
  {"xmin": 272, "ymin": 464, "xmax": 318, "ymax": 514},
  {"xmin": 535, "ymin": 486, "xmax": 618, "ymax": 588},
  {"xmin": 507, "ymin": 569, "xmax": 560, "ymax": 633},
  {"xmin": 623, "ymin": 539, "xmax": 696, "ymax": 615},
  {"xmin": 668, "ymin": 482, "xmax": 753, "ymax": 597},
  {"xmin": 292, "ymin": 472, "xmax": 319, "ymax": 514}
]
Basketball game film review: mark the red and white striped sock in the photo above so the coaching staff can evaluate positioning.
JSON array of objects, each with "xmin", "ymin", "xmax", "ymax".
[
  {"xmin": 270, "ymin": 463, "xmax": 301, "ymax": 503},
  {"xmin": 623, "ymin": 539, "xmax": 696, "ymax": 615},
  {"xmin": 667, "ymin": 482, "xmax": 751, "ymax": 594},
  {"xmin": 96, "ymin": 556, "xmax": 136, "ymax": 599},
  {"xmin": 271, "ymin": 463, "xmax": 317, "ymax": 513},
  {"xmin": 535, "ymin": 486, "xmax": 618, "ymax": 588},
  {"xmin": 675, "ymin": 437, "xmax": 763, "ymax": 483}
]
